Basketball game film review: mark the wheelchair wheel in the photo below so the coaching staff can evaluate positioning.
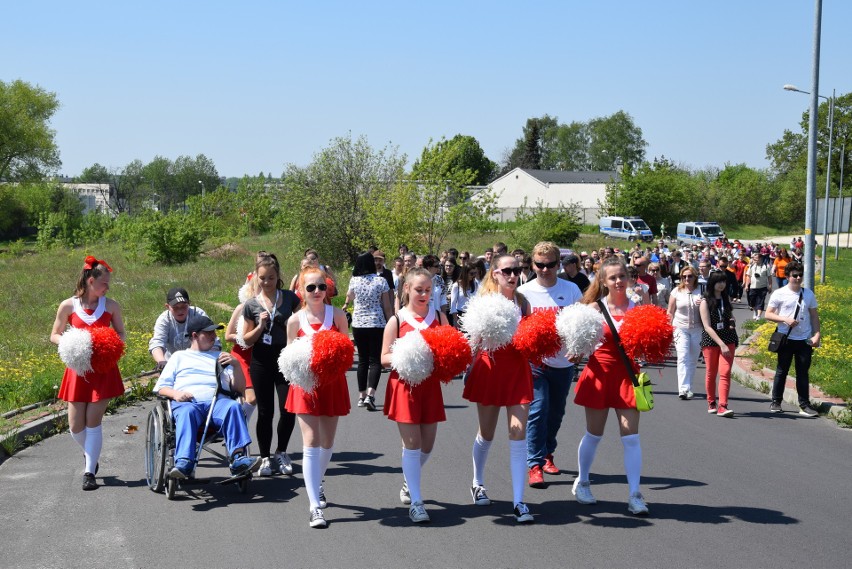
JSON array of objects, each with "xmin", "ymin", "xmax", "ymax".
[
  {"xmin": 145, "ymin": 404, "xmax": 167, "ymax": 493},
  {"xmin": 166, "ymin": 476, "xmax": 178, "ymax": 500}
]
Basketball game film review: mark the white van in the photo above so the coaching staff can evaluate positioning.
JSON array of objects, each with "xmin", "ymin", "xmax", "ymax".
[
  {"xmin": 599, "ymin": 216, "xmax": 654, "ymax": 242},
  {"xmin": 676, "ymin": 222, "xmax": 724, "ymax": 246}
]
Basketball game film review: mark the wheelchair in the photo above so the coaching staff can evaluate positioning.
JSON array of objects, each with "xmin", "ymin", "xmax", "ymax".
[{"xmin": 145, "ymin": 394, "xmax": 251, "ymax": 499}]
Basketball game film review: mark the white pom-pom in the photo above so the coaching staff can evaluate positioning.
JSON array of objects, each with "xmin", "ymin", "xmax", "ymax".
[
  {"xmin": 556, "ymin": 303, "xmax": 605, "ymax": 358},
  {"xmin": 278, "ymin": 336, "xmax": 318, "ymax": 394},
  {"xmin": 238, "ymin": 282, "xmax": 252, "ymax": 304},
  {"xmin": 235, "ymin": 315, "xmax": 249, "ymax": 349},
  {"xmin": 58, "ymin": 328, "xmax": 94, "ymax": 376},
  {"xmin": 390, "ymin": 332, "xmax": 434, "ymax": 386},
  {"xmin": 461, "ymin": 293, "xmax": 519, "ymax": 352}
]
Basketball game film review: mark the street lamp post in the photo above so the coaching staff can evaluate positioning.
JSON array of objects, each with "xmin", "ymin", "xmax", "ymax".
[
  {"xmin": 837, "ymin": 142, "xmax": 845, "ymax": 259},
  {"xmin": 198, "ymin": 180, "xmax": 205, "ymax": 219}
]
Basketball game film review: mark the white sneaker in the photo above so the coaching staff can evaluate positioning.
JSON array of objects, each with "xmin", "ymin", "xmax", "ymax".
[
  {"xmin": 513, "ymin": 502, "xmax": 534, "ymax": 523},
  {"xmin": 409, "ymin": 501, "xmax": 430, "ymax": 523},
  {"xmin": 318, "ymin": 483, "xmax": 327, "ymax": 509},
  {"xmin": 470, "ymin": 484, "xmax": 491, "ymax": 506},
  {"xmin": 309, "ymin": 508, "xmax": 327, "ymax": 528},
  {"xmin": 572, "ymin": 478, "xmax": 597, "ymax": 504},
  {"xmin": 274, "ymin": 452, "xmax": 293, "ymax": 475},
  {"xmin": 400, "ymin": 481, "xmax": 411, "ymax": 505},
  {"xmin": 259, "ymin": 457, "xmax": 274, "ymax": 477},
  {"xmin": 627, "ymin": 492, "xmax": 649, "ymax": 515}
]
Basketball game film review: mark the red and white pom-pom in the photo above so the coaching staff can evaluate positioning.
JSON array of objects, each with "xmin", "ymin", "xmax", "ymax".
[
  {"xmin": 277, "ymin": 330, "xmax": 353, "ymax": 394},
  {"xmin": 391, "ymin": 332, "xmax": 433, "ymax": 386},
  {"xmin": 513, "ymin": 310, "xmax": 561, "ymax": 366},
  {"xmin": 556, "ymin": 303, "xmax": 605, "ymax": 358},
  {"xmin": 238, "ymin": 282, "xmax": 252, "ymax": 304},
  {"xmin": 461, "ymin": 293, "xmax": 519, "ymax": 352},
  {"xmin": 58, "ymin": 327, "xmax": 124, "ymax": 376},
  {"xmin": 278, "ymin": 336, "xmax": 317, "ymax": 393},
  {"xmin": 58, "ymin": 328, "xmax": 94, "ymax": 376},
  {"xmin": 235, "ymin": 315, "xmax": 249, "ymax": 349},
  {"xmin": 310, "ymin": 330, "xmax": 354, "ymax": 387},
  {"xmin": 620, "ymin": 305, "xmax": 674, "ymax": 364},
  {"xmin": 89, "ymin": 327, "xmax": 125, "ymax": 373},
  {"xmin": 421, "ymin": 326, "xmax": 472, "ymax": 384}
]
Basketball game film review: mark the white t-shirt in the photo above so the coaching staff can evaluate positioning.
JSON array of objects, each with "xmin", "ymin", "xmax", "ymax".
[
  {"xmin": 767, "ymin": 286, "xmax": 818, "ymax": 341},
  {"xmin": 154, "ymin": 349, "xmax": 233, "ymax": 403},
  {"xmin": 518, "ymin": 278, "xmax": 583, "ymax": 368}
]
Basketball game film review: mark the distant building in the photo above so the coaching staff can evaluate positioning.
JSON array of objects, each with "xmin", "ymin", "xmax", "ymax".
[
  {"xmin": 487, "ymin": 168, "xmax": 619, "ymax": 223},
  {"xmin": 61, "ymin": 183, "xmax": 121, "ymax": 215}
]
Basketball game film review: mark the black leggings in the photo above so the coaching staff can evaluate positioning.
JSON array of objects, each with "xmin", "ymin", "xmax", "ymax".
[
  {"xmin": 250, "ymin": 346, "xmax": 295, "ymax": 457},
  {"xmin": 353, "ymin": 327, "xmax": 384, "ymax": 392}
]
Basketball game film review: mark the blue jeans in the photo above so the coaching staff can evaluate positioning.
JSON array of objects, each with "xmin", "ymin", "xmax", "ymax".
[
  {"xmin": 172, "ymin": 398, "xmax": 252, "ymax": 469},
  {"xmin": 526, "ymin": 364, "xmax": 575, "ymax": 468}
]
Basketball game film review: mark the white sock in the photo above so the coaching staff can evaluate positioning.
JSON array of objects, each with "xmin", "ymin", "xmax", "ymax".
[
  {"xmin": 70, "ymin": 428, "xmax": 87, "ymax": 451},
  {"xmin": 302, "ymin": 446, "xmax": 322, "ymax": 511},
  {"xmin": 402, "ymin": 448, "xmax": 423, "ymax": 504},
  {"xmin": 621, "ymin": 434, "xmax": 642, "ymax": 495},
  {"xmin": 319, "ymin": 445, "xmax": 334, "ymax": 479},
  {"xmin": 420, "ymin": 450, "xmax": 431, "ymax": 467},
  {"xmin": 471, "ymin": 434, "xmax": 492, "ymax": 487},
  {"xmin": 577, "ymin": 431, "xmax": 602, "ymax": 483},
  {"xmin": 241, "ymin": 402, "xmax": 256, "ymax": 423},
  {"xmin": 83, "ymin": 426, "xmax": 102, "ymax": 474},
  {"xmin": 509, "ymin": 439, "xmax": 527, "ymax": 507}
]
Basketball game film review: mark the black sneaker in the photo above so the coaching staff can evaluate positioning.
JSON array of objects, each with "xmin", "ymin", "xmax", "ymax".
[
  {"xmin": 357, "ymin": 397, "xmax": 365, "ymax": 408},
  {"xmin": 513, "ymin": 502, "xmax": 534, "ymax": 523},
  {"xmin": 769, "ymin": 402, "xmax": 783, "ymax": 413},
  {"xmin": 364, "ymin": 395, "xmax": 377, "ymax": 411},
  {"xmin": 799, "ymin": 405, "xmax": 818, "ymax": 417},
  {"xmin": 82, "ymin": 472, "xmax": 97, "ymax": 491}
]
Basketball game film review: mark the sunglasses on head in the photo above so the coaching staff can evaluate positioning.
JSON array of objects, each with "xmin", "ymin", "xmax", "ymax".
[
  {"xmin": 496, "ymin": 267, "xmax": 523, "ymax": 277},
  {"xmin": 305, "ymin": 283, "xmax": 328, "ymax": 292},
  {"xmin": 534, "ymin": 260, "xmax": 559, "ymax": 269}
]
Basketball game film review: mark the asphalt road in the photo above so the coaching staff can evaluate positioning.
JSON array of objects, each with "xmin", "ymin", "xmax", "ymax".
[{"xmin": 1, "ymin": 301, "xmax": 850, "ymax": 569}]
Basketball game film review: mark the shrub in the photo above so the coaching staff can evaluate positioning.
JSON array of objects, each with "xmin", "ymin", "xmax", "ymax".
[
  {"xmin": 145, "ymin": 212, "xmax": 203, "ymax": 265},
  {"xmin": 510, "ymin": 200, "xmax": 582, "ymax": 250}
]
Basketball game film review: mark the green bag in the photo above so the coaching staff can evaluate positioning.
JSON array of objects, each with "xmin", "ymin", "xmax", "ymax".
[{"xmin": 598, "ymin": 300, "xmax": 654, "ymax": 412}]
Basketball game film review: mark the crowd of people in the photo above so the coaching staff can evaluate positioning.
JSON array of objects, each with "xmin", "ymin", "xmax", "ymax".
[{"xmin": 50, "ymin": 233, "xmax": 821, "ymax": 527}]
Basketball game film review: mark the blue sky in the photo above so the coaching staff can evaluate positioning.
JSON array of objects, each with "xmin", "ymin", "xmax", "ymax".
[{"xmin": 4, "ymin": 1, "xmax": 851, "ymax": 178}]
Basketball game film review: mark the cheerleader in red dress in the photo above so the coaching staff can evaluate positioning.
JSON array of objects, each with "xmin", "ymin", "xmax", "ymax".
[
  {"xmin": 461, "ymin": 254, "xmax": 534, "ymax": 524},
  {"xmin": 381, "ymin": 268, "xmax": 449, "ymax": 524},
  {"xmin": 572, "ymin": 257, "xmax": 649, "ymax": 515},
  {"xmin": 50, "ymin": 256, "xmax": 126, "ymax": 491},
  {"xmin": 285, "ymin": 268, "xmax": 351, "ymax": 528}
]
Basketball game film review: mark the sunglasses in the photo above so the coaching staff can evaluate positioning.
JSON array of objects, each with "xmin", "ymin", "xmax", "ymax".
[
  {"xmin": 788, "ymin": 273, "xmax": 803, "ymax": 279},
  {"xmin": 648, "ymin": 268, "xmax": 659, "ymax": 273},
  {"xmin": 496, "ymin": 267, "xmax": 523, "ymax": 277},
  {"xmin": 305, "ymin": 283, "xmax": 328, "ymax": 292},
  {"xmin": 534, "ymin": 260, "xmax": 559, "ymax": 269},
  {"xmin": 683, "ymin": 275, "xmax": 695, "ymax": 279}
]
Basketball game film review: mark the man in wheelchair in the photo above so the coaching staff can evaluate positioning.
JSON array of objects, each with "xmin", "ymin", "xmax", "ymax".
[{"xmin": 153, "ymin": 315, "xmax": 259, "ymax": 480}]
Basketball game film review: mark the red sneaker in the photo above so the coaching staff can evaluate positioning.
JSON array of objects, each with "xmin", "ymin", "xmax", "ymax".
[
  {"xmin": 528, "ymin": 465, "xmax": 546, "ymax": 488},
  {"xmin": 543, "ymin": 454, "xmax": 560, "ymax": 475}
]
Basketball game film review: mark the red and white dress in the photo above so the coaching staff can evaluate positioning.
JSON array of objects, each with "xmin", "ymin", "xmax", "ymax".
[
  {"xmin": 58, "ymin": 297, "xmax": 124, "ymax": 403},
  {"xmin": 231, "ymin": 344, "xmax": 253, "ymax": 389},
  {"xmin": 383, "ymin": 310, "xmax": 446, "ymax": 424},
  {"xmin": 284, "ymin": 306, "xmax": 351, "ymax": 417},
  {"xmin": 574, "ymin": 304, "xmax": 639, "ymax": 410}
]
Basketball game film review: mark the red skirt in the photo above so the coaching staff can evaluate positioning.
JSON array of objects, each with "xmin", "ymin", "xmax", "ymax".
[
  {"xmin": 384, "ymin": 372, "xmax": 446, "ymax": 424},
  {"xmin": 462, "ymin": 344, "xmax": 533, "ymax": 406},
  {"xmin": 58, "ymin": 366, "xmax": 124, "ymax": 403},
  {"xmin": 574, "ymin": 353, "xmax": 637, "ymax": 409},
  {"xmin": 285, "ymin": 374, "xmax": 350, "ymax": 417},
  {"xmin": 231, "ymin": 345, "xmax": 253, "ymax": 389}
]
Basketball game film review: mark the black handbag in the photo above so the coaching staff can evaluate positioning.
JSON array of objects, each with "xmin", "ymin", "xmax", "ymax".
[{"xmin": 767, "ymin": 291, "xmax": 803, "ymax": 353}]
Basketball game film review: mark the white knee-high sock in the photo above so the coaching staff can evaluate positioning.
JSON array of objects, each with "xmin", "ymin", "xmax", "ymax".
[
  {"xmin": 302, "ymin": 446, "xmax": 322, "ymax": 511},
  {"xmin": 319, "ymin": 445, "xmax": 334, "ymax": 478},
  {"xmin": 509, "ymin": 439, "xmax": 527, "ymax": 507},
  {"xmin": 241, "ymin": 402, "xmax": 256, "ymax": 423},
  {"xmin": 83, "ymin": 426, "xmax": 102, "ymax": 474},
  {"xmin": 471, "ymin": 435, "xmax": 492, "ymax": 487},
  {"xmin": 70, "ymin": 428, "xmax": 87, "ymax": 451},
  {"xmin": 420, "ymin": 450, "xmax": 431, "ymax": 467},
  {"xmin": 402, "ymin": 448, "xmax": 423, "ymax": 504},
  {"xmin": 577, "ymin": 431, "xmax": 602, "ymax": 483},
  {"xmin": 621, "ymin": 434, "xmax": 642, "ymax": 495}
]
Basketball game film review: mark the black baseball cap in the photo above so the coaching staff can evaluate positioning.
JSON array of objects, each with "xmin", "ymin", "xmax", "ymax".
[
  {"xmin": 167, "ymin": 287, "xmax": 190, "ymax": 306},
  {"xmin": 185, "ymin": 315, "xmax": 223, "ymax": 336}
]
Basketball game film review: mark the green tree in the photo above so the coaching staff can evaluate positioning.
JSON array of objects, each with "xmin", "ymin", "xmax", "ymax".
[
  {"xmin": 0, "ymin": 80, "xmax": 61, "ymax": 181},
  {"xmin": 587, "ymin": 110, "xmax": 647, "ymax": 172},
  {"xmin": 510, "ymin": 199, "xmax": 583, "ymax": 250},
  {"xmin": 283, "ymin": 133, "xmax": 406, "ymax": 264},
  {"xmin": 418, "ymin": 134, "xmax": 497, "ymax": 185},
  {"xmin": 709, "ymin": 164, "xmax": 772, "ymax": 224},
  {"xmin": 552, "ymin": 121, "xmax": 590, "ymax": 170}
]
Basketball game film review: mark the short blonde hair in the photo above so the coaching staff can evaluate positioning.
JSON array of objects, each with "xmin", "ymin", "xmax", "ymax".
[{"xmin": 531, "ymin": 241, "xmax": 560, "ymax": 262}]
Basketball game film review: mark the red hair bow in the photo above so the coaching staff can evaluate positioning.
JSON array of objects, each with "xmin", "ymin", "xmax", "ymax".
[{"xmin": 83, "ymin": 255, "xmax": 112, "ymax": 272}]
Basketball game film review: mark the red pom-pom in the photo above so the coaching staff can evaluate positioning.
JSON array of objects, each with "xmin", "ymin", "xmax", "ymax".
[
  {"xmin": 421, "ymin": 326, "xmax": 472, "ymax": 384},
  {"xmin": 513, "ymin": 310, "xmax": 561, "ymax": 366},
  {"xmin": 89, "ymin": 326, "xmax": 125, "ymax": 373},
  {"xmin": 619, "ymin": 305, "xmax": 674, "ymax": 364},
  {"xmin": 310, "ymin": 330, "xmax": 354, "ymax": 387}
]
